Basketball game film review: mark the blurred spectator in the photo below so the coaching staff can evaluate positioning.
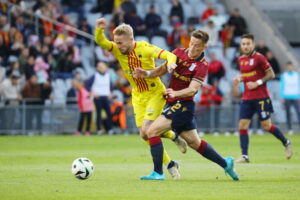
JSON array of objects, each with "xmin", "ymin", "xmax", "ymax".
[
  {"xmin": 228, "ymin": 8, "xmax": 247, "ymax": 37},
  {"xmin": 56, "ymin": 15, "xmax": 76, "ymax": 37},
  {"xmin": 220, "ymin": 23, "xmax": 233, "ymax": 55},
  {"xmin": 77, "ymin": 18, "xmax": 92, "ymax": 44},
  {"xmin": 0, "ymin": 15, "xmax": 10, "ymax": 32},
  {"xmin": 280, "ymin": 62, "xmax": 300, "ymax": 135},
  {"xmin": 169, "ymin": 0, "xmax": 184, "ymax": 25},
  {"xmin": 180, "ymin": 28, "xmax": 190, "ymax": 48},
  {"xmin": 167, "ymin": 22, "xmax": 183, "ymax": 49},
  {"xmin": 121, "ymin": 0, "xmax": 137, "ymax": 15},
  {"xmin": 34, "ymin": 57, "xmax": 49, "ymax": 83},
  {"xmin": 255, "ymin": 40, "xmax": 269, "ymax": 56},
  {"xmin": 0, "ymin": 65, "xmax": 5, "ymax": 83},
  {"xmin": 24, "ymin": 56, "xmax": 36, "ymax": 80},
  {"xmin": 199, "ymin": 81, "xmax": 223, "ymax": 134},
  {"xmin": 28, "ymin": 35, "xmax": 41, "ymax": 58},
  {"xmin": 208, "ymin": 9, "xmax": 227, "ymax": 31},
  {"xmin": 65, "ymin": 37, "xmax": 81, "ymax": 66},
  {"xmin": 90, "ymin": 0, "xmax": 114, "ymax": 15},
  {"xmin": 203, "ymin": 20, "xmax": 219, "ymax": 47},
  {"xmin": 95, "ymin": 46, "xmax": 116, "ymax": 63},
  {"xmin": 266, "ymin": 50, "xmax": 280, "ymax": 78},
  {"xmin": 0, "ymin": 34, "xmax": 10, "ymax": 63},
  {"xmin": 21, "ymin": 74, "xmax": 43, "ymax": 135},
  {"xmin": 207, "ymin": 52, "xmax": 225, "ymax": 85},
  {"xmin": 40, "ymin": 79, "xmax": 52, "ymax": 104},
  {"xmin": 124, "ymin": 12, "xmax": 146, "ymax": 36},
  {"xmin": 66, "ymin": 71, "xmax": 81, "ymax": 104},
  {"xmin": 73, "ymin": 79, "xmax": 93, "ymax": 136},
  {"xmin": 61, "ymin": 0, "xmax": 85, "ymax": 20},
  {"xmin": 86, "ymin": 62, "xmax": 113, "ymax": 135},
  {"xmin": 18, "ymin": 48, "xmax": 29, "ymax": 73},
  {"xmin": 145, "ymin": 5, "xmax": 168, "ymax": 42},
  {"xmin": 111, "ymin": 95, "xmax": 126, "ymax": 134},
  {"xmin": 201, "ymin": 2, "xmax": 215, "ymax": 22},
  {"xmin": 110, "ymin": 6, "xmax": 124, "ymax": 28},
  {"xmin": 0, "ymin": 71, "xmax": 22, "ymax": 131}
]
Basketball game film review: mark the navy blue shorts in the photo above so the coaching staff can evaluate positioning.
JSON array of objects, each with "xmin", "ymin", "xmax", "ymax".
[
  {"xmin": 239, "ymin": 98, "xmax": 274, "ymax": 121},
  {"xmin": 162, "ymin": 101, "xmax": 196, "ymax": 135}
]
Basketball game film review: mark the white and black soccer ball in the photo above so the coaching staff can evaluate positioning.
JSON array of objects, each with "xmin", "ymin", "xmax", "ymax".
[{"xmin": 71, "ymin": 158, "xmax": 94, "ymax": 180}]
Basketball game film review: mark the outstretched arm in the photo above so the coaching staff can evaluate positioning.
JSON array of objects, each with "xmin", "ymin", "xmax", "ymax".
[
  {"xmin": 94, "ymin": 18, "xmax": 115, "ymax": 51},
  {"xmin": 133, "ymin": 62, "xmax": 168, "ymax": 78}
]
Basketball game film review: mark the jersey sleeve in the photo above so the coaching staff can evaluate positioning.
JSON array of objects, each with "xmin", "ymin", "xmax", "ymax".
[
  {"xmin": 94, "ymin": 27, "xmax": 116, "ymax": 52},
  {"xmin": 143, "ymin": 41, "xmax": 177, "ymax": 65},
  {"xmin": 259, "ymin": 54, "xmax": 272, "ymax": 71},
  {"xmin": 192, "ymin": 62, "xmax": 208, "ymax": 84}
]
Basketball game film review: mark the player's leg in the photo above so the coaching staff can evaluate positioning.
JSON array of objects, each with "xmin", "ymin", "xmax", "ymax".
[
  {"xmin": 94, "ymin": 98, "xmax": 103, "ymax": 135},
  {"xmin": 147, "ymin": 90, "xmax": 187, "ymax": 153},
  {"xmin": 284, "ymin": 100, "xmax": 292, "ymax": 132},
  {"xmin": 75, "ymin": 112, "xmax": 84, "ymax": 135},
  {"xmin": 258, "ymin": 98, "xmax": 292, "ymax": 159},
  {"xmin": 236, "ymin": 119, "xmax": 251, "ymax": 163},
  {"xmin": 236, "ymin": 100, "xmax": 255, "ymax": 163},
  {"xmin": 141, "ymin": 115, "xmax": 172, "ymax": 180},
  {"xmin": 260, "ymin": 118, "xmax": 292, "ymax": 159},
  {"xmin": 85, "ymin": 112, "xmax": 92, "ymax": 136},
  {"xmin": 133, "ymin": 97, "xmax": 179, "ymax": 179},
  {"xmin": 180, "ymin": 129, "xmax": 239, "ymax": 181},
  {"xmin": 292, "ymin": 100, "xmax": 300, "ymax": 132}
]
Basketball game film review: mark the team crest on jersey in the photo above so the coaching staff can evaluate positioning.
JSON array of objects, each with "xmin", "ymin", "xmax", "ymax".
[
  {"xmin": 249, "ymin": 58, "xmax": 254, "ymax": 66},
  {"xmin": 189, "ymin": 63, "xmax": 196, "ymax": 71}
]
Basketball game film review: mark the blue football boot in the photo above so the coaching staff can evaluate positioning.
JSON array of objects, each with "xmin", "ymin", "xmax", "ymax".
[
  {"xmin": 140, "ymin": 171, "xmax": 165, "ymax": 180},
  {"xmin": 224, "ymin": 157, "xmax": 240, "ymax": 181}
]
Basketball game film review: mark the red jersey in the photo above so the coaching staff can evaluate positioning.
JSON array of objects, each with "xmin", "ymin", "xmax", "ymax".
[
  {"xmin": 238, "ymin": 52, "xmax": 271, "ymax": 100},
  {"xmin": 167, "ymin": 48, "xmax": 208, "ymax": 103}
]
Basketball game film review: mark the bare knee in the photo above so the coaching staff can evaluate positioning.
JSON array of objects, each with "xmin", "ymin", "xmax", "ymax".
[
  {"xmin": 146, "ymin": 126, "xmax": 160, "ymax": 138},
  {"xmin": 186, "ymin": 139, "xmax": 200, "ymax": 150},
  {"xmin": 261, "ymin": 123, "xmax": 271, "ymax": 131},
  {"xmin": 239, "ymin": 120, "xmax": 250, "ymax": 130},
  {"xmin": 139, "ymin": 128, "xmax": 148, "ymax": 141}
]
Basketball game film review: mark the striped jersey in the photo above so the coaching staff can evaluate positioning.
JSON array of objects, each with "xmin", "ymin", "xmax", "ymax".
[{"xmin": 95, "ymin": 27, "xmax": 177, "ymax": 93}]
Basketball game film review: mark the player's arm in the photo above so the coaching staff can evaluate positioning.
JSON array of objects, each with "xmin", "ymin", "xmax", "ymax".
[
  {"xmin": 133, "ymin": 62, "xmax": 168, "ymax": 78},
  {"xmin": 247, "ymin": 66, "xmax": 275, "ymax": 90},
  {"xmin": 165, "ymin": 80, "xmax": 202, "ymax": 98},
  {"xmin": 146, "ymin": 43, "xmax": 177, "ymax": 72},
  {"xmin": 94, "ymin": 18, "xmax": 114, "ymax": 51}
]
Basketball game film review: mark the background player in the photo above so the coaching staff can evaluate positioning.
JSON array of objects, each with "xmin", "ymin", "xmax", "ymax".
[
  {"xmin": 233, "ymin": 34, "xmax": 292, "ymax": 163},
  {"xmin": 134, "ymin": 30, "xmax": 239, "ymax": 181},
  {"xmin": 94, "ymin": 18, "xmax": 187, "ymax": 179}
]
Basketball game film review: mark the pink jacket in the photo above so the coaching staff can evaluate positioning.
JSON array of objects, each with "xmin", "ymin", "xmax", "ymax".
[{"xmin": 77, "ymin": 87, "xmax": 94, "ymax": 112}]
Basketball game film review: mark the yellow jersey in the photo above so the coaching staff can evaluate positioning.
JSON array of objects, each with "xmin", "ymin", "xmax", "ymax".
[{"xmin": 94, "ymin": 27, "xmax": 177, "ymax": 93}]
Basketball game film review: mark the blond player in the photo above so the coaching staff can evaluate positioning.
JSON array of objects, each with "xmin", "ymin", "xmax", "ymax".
[{"xmin": 94, "ymin": 18, "xmax": 187, "ymax": 179}]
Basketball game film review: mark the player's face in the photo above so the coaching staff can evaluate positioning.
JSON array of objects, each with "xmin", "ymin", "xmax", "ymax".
[
  {"xmin": 188, "ymin": 37, "xmax": 206, "ymax": 59},
  {"xmin": 114, "ymin": 34, "xmax": 134, "ymax": 54},
  {"xmin": 241, "ymin": 38, "xmax": 255, "ymax": 55}
]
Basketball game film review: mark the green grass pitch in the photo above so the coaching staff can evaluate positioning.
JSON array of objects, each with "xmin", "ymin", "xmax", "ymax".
[{"xmin": 0, "ymin": 134, "xmax": 299, "ymax": 200}]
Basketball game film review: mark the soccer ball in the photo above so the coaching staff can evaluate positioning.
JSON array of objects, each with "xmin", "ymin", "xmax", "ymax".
[{"xmin": 71, "ymin": 158, "xmax": 94, "ymax": 180}]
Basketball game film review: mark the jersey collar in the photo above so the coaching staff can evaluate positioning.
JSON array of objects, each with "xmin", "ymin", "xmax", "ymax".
[{"xmin": 185, "ymin": 49, "xmax": 205, "ymax": 62}]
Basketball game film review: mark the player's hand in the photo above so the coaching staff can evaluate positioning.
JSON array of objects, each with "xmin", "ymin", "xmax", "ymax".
[
  {"xmin": 133, "ymin": 68, "xmax": 148, "ymax": 78},
  {"xmin": 96, "ymin": 18, "xmax": 107, "ymax": 29},
  {"xmin": 246, "ymin": 81, "xmax": 258, "ymax": 90},
  {"xmin": 167, "ymin": 63, "xmax": 177, "ymax": 73},
  {"xmin": 165, "ymin": 88, "xmax": 176, "ymax": 98},
  {"xmin": 233, "ymin": 76, "xmax": 241, "ymax": 85}
]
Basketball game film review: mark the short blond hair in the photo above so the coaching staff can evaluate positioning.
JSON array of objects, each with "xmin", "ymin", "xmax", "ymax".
[{"xmin": 113, "ymin": 23, "xmax": 134, "ymax": 38}]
